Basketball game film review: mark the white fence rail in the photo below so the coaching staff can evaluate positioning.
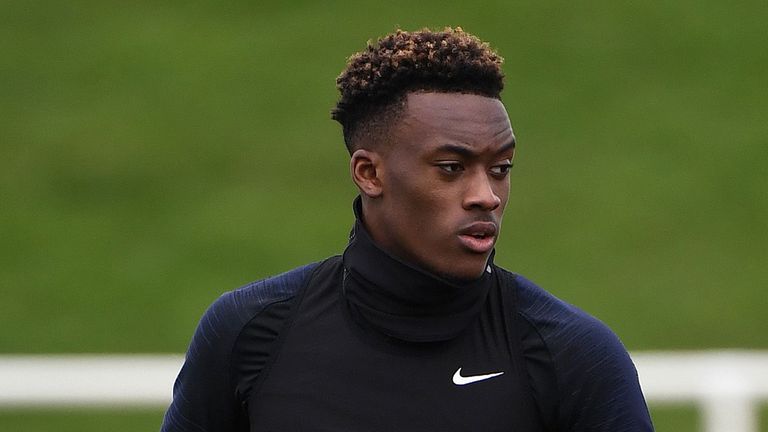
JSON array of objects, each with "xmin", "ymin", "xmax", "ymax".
[
  {"xmin": 1, "ymin": 351, "xmax": 767, "ymax": 432},
  {"xmin": 0, "ymin": 355, "xmax": 183, "ymax": 408}
]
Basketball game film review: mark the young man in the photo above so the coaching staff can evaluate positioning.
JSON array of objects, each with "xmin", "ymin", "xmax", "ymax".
[{"xmin": 162, "ymin": 28, "xmax": 654, "ymax": 431}]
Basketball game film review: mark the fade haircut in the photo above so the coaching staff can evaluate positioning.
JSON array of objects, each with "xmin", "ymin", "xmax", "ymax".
[{"xmin": 331, "ymin": 27, "xmax": 505, "ymax": 153}]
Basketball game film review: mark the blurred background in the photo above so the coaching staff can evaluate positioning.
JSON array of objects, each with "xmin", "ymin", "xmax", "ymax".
[{"xmin": 1, "ymin": 1, "xmax": 766, "ymax": 430}]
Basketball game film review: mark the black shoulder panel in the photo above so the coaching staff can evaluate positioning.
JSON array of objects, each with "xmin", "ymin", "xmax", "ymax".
[
  {"xmin": 161, "ymin": 262, "xmax": 320, "ymax": 432},
  {"xmin": 504, "ymin": 270, "xmax": 654, "ymax": 432}
]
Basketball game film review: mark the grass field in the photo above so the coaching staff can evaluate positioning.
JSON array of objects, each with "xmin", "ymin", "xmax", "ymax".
[
  {"xmin": 1, "ymin": 1, "xmax": 766, "ymax": 430},
  {"xmin": 0, "ymin": 406, "xmax": 767, "ymax": 431}
]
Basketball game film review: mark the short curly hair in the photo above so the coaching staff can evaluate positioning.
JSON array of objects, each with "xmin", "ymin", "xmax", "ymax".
[{"xmin": 332, "ymin": 27, "xmax": 505, "ymax": 153}]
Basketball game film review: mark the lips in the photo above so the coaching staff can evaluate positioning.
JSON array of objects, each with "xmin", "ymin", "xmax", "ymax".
[{"xmin": 457, "ymin": 222, "xmax": 498, "ymax": 254}]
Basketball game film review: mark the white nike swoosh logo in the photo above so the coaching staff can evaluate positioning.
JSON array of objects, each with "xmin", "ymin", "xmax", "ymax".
[{"xmin": 452, "ymin": 367, "xmax": 504, "ymax": 385}]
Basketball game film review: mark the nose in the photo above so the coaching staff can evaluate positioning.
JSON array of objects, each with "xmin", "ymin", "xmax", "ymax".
[{"xmin": 463, "ymin": 171, "xmax": 502, "ymax": 211}]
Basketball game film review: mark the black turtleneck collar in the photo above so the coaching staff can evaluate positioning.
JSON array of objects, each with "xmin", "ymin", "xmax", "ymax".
[{"xmin": 342, "ymin": 197, "xmax": 494, "ymax": 343}]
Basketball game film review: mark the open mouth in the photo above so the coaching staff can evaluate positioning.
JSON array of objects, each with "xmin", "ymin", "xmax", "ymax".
[
  {"xmin": 458, "ymin": 233, "xmax": 496, "ymax": 253},
  {"xmin": 458, "ymin": 222, "xmax": 498, "ymax": 254}
]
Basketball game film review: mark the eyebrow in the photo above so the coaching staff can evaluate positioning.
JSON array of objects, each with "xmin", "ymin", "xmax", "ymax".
[{"xmin": 434, "ymin": 138, "xmax": 516, "ymax": 158}]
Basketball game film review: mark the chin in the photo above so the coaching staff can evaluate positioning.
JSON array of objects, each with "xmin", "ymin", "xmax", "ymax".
[
  {"xmin": 435, "ymin": 262, "xmax": 488, "ymax": 283},
  {"xmin": 413, "ymin": 249, "xmax": 490, "ymax": 282}
]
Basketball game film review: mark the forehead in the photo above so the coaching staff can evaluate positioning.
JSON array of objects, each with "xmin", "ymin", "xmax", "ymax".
[{"xmin": 393, "ymin": 92, "xmax": 514, "ymax": 153}]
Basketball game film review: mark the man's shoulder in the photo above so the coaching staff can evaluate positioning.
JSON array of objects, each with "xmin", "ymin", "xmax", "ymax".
[
  {"xmin": 209, "ymin": 260, "xmax": 324, "ymax": 325},
  {"xmin": 187, "ymin": 260, "xmax": 325, "ymax": 349},
  {"xmin": 495, "ymin": 268, "xmax": 629, "ymax": 360},
  {"xmin": 496, "ymin": 269, "xmax": 652, "ymax": 430},
  {"xmin": 163, "ymin": 261, "xmax": 333, "ymax": 431}
]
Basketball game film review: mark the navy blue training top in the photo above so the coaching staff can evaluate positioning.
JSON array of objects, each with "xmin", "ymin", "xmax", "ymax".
[{"xmin": 162, "ymin": 216, "xmax": 653, "ymax": 431}]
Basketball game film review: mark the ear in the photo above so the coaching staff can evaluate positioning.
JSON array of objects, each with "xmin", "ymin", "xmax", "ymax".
[{"xmin": 350, "ymin": 149, "xmax": 384, "ymax": 198}]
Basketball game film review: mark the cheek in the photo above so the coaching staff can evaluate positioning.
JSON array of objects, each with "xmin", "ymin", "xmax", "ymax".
[
  {"xmin": 386, "ymin": 164, "xmax": 434, "ymax": 206},
  {"xmin": 493, "ymin": 183, "xmax": 511, "ymax": 222},
  {"xmin": 387, "ymin": 173, "xmax": 449, "ymax": 231},
  {"xmin": 497, "ymin": 183, "xmax": 510, "ymax": 205}
]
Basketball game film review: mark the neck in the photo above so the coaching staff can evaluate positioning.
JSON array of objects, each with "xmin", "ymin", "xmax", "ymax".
[{"xmin": 342, "ymin": 197, "xmax": 495, "ymax": 342}]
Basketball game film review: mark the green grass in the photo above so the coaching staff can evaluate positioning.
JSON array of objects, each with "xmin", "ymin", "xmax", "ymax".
[
  {"xmin": 0, "ymin": 409, "xmax": 165, "ymax": 432},
  {"xmin": 1, "ymin": 1, "xmax": 766, "ymax": 428},
  {"xmin": 1, "ymin": 0, "xmax": 765, "ymax": 353},
  {"xmin": 649, "ymin": 405, "xmax": 701, "ymax": 432},
  {"xmin": 1, "ymin": 405, "xmax": 767, "ymax": 432}
]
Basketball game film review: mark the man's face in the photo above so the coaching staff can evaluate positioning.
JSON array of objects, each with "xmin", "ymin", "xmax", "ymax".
[{"xmin": 367, "ymin": 92, "xmax": 515, "ymax": 281}]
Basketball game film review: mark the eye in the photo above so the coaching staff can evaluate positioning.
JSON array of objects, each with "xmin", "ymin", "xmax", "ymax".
[
  {"xmin": 490, "ymin": 162, "xmax": 513, "ymax": 176},
  {"xmin": 436, "ymin": 162, "xmax": 464, "ymax": 173}
]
